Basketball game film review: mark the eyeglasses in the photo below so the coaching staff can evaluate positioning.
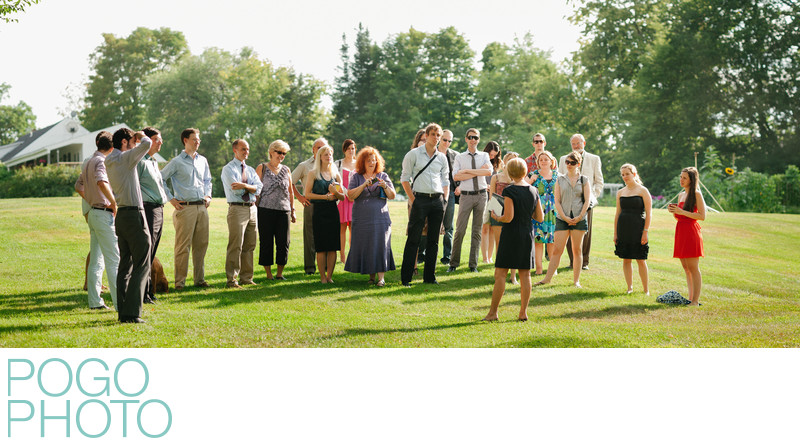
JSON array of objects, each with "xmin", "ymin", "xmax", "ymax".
[
  {"xmin": 533, "ymin": 140, "xmax": 544, "ymax": 144},
  {"xmin": 274, "ymin": 151, "xmax": 287, "ymax": 156},
  {"xmin": 467, "ymin": 135, "xmax": 480, "ymax": 141},
  {"xmin": 441, "ymin": 139, "xmax": 452, "ymax": 143},
  {"xmin": 565, "ymin": 160, "xmax": 578, "ymax": 166}
]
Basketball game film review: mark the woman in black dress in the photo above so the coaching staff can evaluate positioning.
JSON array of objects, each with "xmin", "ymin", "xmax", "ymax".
[
  {"xmin": 613, "ymin": 163, "xmax": 651, "ymax": 295},
  {"xmin": 304, "ymin": 145, "xmax": 346, "ymax": 283},
  {"xmin": 483, "ymin": 158, "xmax": 543, "ymax": 322}
]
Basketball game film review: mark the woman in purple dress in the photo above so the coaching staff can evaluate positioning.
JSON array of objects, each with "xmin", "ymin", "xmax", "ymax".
[{"xmin": 344, "ymin": 147, "xmax": 396, "ymax": 287}]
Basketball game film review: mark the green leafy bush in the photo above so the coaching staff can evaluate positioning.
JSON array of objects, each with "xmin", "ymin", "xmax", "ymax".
[
  {"xmin": 0, "ymin": 164, "xmax": 80, "ymax": 198},
  {"xmin": 723, "ymin": 168, "xmax": 784, "ymax": 213}
]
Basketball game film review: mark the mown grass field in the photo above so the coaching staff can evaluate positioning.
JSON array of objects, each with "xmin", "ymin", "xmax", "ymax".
[{"xmin": 0, "ymin": 197, "xmax": 798, "ymax": 347}]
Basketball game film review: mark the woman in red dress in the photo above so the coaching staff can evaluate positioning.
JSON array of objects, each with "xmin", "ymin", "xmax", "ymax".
[{"xmin": 668, "ymin": 167, "xmax": 706, "ymax": 306}]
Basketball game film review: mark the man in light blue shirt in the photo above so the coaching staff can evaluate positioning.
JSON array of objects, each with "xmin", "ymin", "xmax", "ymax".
[
  {"xmin": 160, "ymin": 128, "xmax": 213, "ymax": 290},
  {"xmin": 221, "ymin": 139, "xmax": 262, "ymax": 288},
  {"xmin": 399, "ymin": 123, "xmax": 449, "ymax": 286}
]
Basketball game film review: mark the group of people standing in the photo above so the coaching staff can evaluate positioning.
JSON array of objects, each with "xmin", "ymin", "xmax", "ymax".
[{"xmin": 76, "ymin": 122, "xmax": 707, "ymax": 324}]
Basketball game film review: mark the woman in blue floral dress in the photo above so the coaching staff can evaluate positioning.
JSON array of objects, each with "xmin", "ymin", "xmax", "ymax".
[{"xmin": 528, "ymin": 150, "xmax": 558, "ymax": 275}]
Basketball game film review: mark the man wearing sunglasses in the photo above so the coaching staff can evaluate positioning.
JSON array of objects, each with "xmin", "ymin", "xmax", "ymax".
[
  {"xmin": 558, "ymin": 133, "xmax": 604, "ymax": 270},
  {"xmin": 525, "ymin": 133, "xmax": 547, "ymax": 173},
  {"xmin": 448, "ymin": 128, "xmax": 492, "ymax": 273}
]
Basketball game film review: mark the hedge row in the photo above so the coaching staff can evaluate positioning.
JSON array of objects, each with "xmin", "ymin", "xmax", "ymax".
[{"xmin": 0, "ymin": 163, "xmax": 81, "ymax": 198}]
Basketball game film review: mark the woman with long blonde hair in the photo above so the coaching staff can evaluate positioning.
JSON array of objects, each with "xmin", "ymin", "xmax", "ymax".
[
  {"xmin": 304, "ymin": 145, "xmax": 346, "ymax": 283},
  {"xmin": 613, "ymin": 163, "xmax": 651, "ymax": 294}
]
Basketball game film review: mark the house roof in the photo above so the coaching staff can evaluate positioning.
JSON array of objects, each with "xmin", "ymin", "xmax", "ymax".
[{"xmin": 0, "ymin": 121, "xmax": 60, "ymax": 163}]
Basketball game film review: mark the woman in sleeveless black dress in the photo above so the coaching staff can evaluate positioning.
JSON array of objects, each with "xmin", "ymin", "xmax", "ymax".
[
  {"xmin": 613, "ymin": 164, "xmax": 651, "ymax": 295},
  {"xmin": 483, "ymin": 158, "xmax": 543, "ymax": 322}
]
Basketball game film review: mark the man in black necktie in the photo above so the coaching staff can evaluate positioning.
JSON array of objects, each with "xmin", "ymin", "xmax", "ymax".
[{"xmin": 448, "ymin": 128, "xmax": 492, "ymax": 273}]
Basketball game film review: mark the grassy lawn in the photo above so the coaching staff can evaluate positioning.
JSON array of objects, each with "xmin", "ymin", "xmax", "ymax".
[{"xmin": 0, "ymin": 197, "xmax": 798, "ymax": 347}]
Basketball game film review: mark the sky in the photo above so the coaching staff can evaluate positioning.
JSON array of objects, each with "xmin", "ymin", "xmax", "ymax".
[{"xmin": 0, "ymin": 0, "xmax": 583, "ymax": 128}]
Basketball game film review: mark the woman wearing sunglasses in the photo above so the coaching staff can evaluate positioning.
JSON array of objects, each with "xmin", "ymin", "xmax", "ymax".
[
  {"xmin": 255, "ymin": 140, "xmax": 297, "ymax": 280},
  {"xmin": 535, "ymin": 151, "xmax": 591, "ymax": 288}
]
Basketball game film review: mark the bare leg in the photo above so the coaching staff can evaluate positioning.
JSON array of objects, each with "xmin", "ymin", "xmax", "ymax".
[
  {"xmin": 377, "ymin": 272, "xmax": 385, "ymax": 285},
  {"xmin": 518, "ymin": 269, "xmax": 531, "ymax": 320},
  {"xmin": 325, "ymin": 251, "xmax": 337, "ymax": 283},
  {"xmin": 636, "ymin": 259, "xmax": 649, "ymax": 295},
  {"xmin": 686, "ymin": 257, "xmax": 702, "ymax": 305},
  {"xmin": 509, "ymin": 269, "xmax": 518, "ymax": 285},
  {"xmin": 487, "ymin": 226, "xmax": 495, "ymax": 262},
  {"xmin": 539, "ymin": 230, "xmax": 569, "ymax": 284},
  {"xmin": 680, "ymin": 258, "xmax": 693, "ymax": 302},
  {"xmin": 317, "ymin": 252, "xmax": 327, "ymax": 283},
  {"xmin": 276, "ymin": 264, "xmax": 285, "ymax": 279},
  {"xmin": 570, "ymin": 230, "xmax": 586, "ymax": 287},
  {"xmin": 339, "ymin": 223, "xmax": 349, "ymax": 263},
  {"xmin": 483, "ymin": 267, "xmax": 508, "ymax": 321},
  {"xmin": 622, "ymin": 259, "xmax": 633, "ymax": 292},
  {"xmin": 547, "ymin": 243, "xmax": 557, "ymax": 275},
  {"xmin": 264, "ymin": 265, "xmax": 273, "ymax": 280},
  {"xmin": 481, "ymin": 223, "xmax": 491, "ymax": 262},
  {"xmin": 534, "ymin": 242, "xmax": 544, "ymax": 275}
]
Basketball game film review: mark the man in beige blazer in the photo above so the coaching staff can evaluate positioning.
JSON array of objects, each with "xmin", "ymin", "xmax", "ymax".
[{"xmin": 558, "ymin": 133, "xmax": 604, "ymax": 270}]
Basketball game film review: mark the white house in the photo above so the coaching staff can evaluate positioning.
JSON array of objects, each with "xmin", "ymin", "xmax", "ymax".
[{"xmin": 0, "ymin": 115, "xmax": 165, "ymax": 168}]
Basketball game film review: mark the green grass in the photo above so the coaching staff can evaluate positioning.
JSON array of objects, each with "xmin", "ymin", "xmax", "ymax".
[{"xmin": 1, "ymin": 197, "xmax": 798, "ymax": 347}]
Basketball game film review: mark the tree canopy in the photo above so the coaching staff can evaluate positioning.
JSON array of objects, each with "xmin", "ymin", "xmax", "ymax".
[
  {"xmin": 0, "ymin": 83, "xmax": 36, "ymax": 145},
  {"xmin": 0, "ymin": 0, "xmax": 40, "ymax": 23}
]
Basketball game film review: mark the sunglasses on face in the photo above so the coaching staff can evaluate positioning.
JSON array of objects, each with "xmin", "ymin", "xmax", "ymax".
[
  {"xmin": 565, "ymin": 160, "xmax": 578, "ymax": 166},
  {"xmin": 274, "ymin": 151, "xmax": 287, "ymax": 156},
  {"xmin": 533, "ymin": 140, "xmax": 544, "ymax": 144},
  {"xmin": 441, "ymin": 139, "xmax": 452, "ymax": 143},
  {"xmin": 467, "ymin": 135, "xmax": 480, "ymax": 141}
]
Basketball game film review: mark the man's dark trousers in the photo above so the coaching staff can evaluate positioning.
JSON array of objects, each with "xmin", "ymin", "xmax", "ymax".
[
  {"xmin": 401, "ymin": 194, "xmax": 445, "ymax": 283},
  {"xmin": 143, "ymin": 202, "xmax": 163, "ymax": 301},
  {"xmin": 116, "ymin": 208, "xmax": 152, "ymax": 320}
]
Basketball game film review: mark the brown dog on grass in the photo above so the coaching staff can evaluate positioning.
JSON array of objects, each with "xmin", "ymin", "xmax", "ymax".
[{"xmin": 83, "ymin": 254, "xmax": 169, "ymax": 293}]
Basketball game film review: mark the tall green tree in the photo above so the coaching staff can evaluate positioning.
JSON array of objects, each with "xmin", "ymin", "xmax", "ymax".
[
  {"xmin": 329, "ymin": 24, "xmax": 382, "ymax": 148},
  {"xmin": 571, "ymin": 0, "xmax": 800, "ymax": 193},
  {"xmin": 0, "ymin": 83, "xmax": 36, "ymax": 145},
  {"xmin": 81, "ymin": 27, "xmax": 188, "ymax": 131},
  {"xmin": 476, "ymin": 34, "xmax": 576, "ymax": 156},
  {"xmin": 421, "ymin": 27, "xmax": 476, "ymax": 134},
  {"xmin": 143, "ymin": 47, "xmax": 328, "ymax": 194},
  {"xmin": 144, "ymin": 48, "xmax": 231, "ymax": 162}
]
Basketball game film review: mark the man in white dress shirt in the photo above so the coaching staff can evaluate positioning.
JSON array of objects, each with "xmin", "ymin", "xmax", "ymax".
[{"xmin": 448, "ymin": 128, "xmax": 492, "ymax": 273}]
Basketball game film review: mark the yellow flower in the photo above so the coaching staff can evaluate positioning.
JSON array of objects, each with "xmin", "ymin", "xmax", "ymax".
[{"xmin": 725, "ymin": 167, "xmax": 735, "ymax": 175}]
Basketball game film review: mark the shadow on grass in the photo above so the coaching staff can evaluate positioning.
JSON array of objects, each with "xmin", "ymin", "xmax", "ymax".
[
  {"xmin": 0, "ymin": 289, "xmax": 89, "ymax": 316},
  {"xmin": 317, "ymin": 320, "xmax": 482, "ymax": 341},
  {"xmin": 554, "ymin": 304, "xmax": 668, "ymax": 320},
  {"xmin": 0, "ymin": 317, "xmax": 119, "ymax": 335},
  {"xmin": 528, "ymin": 291, "xmax": 607, "ymax": 307},
  {"xmin": 496, "ymin": 336, "xmax": 634, "ymax": 348}
]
